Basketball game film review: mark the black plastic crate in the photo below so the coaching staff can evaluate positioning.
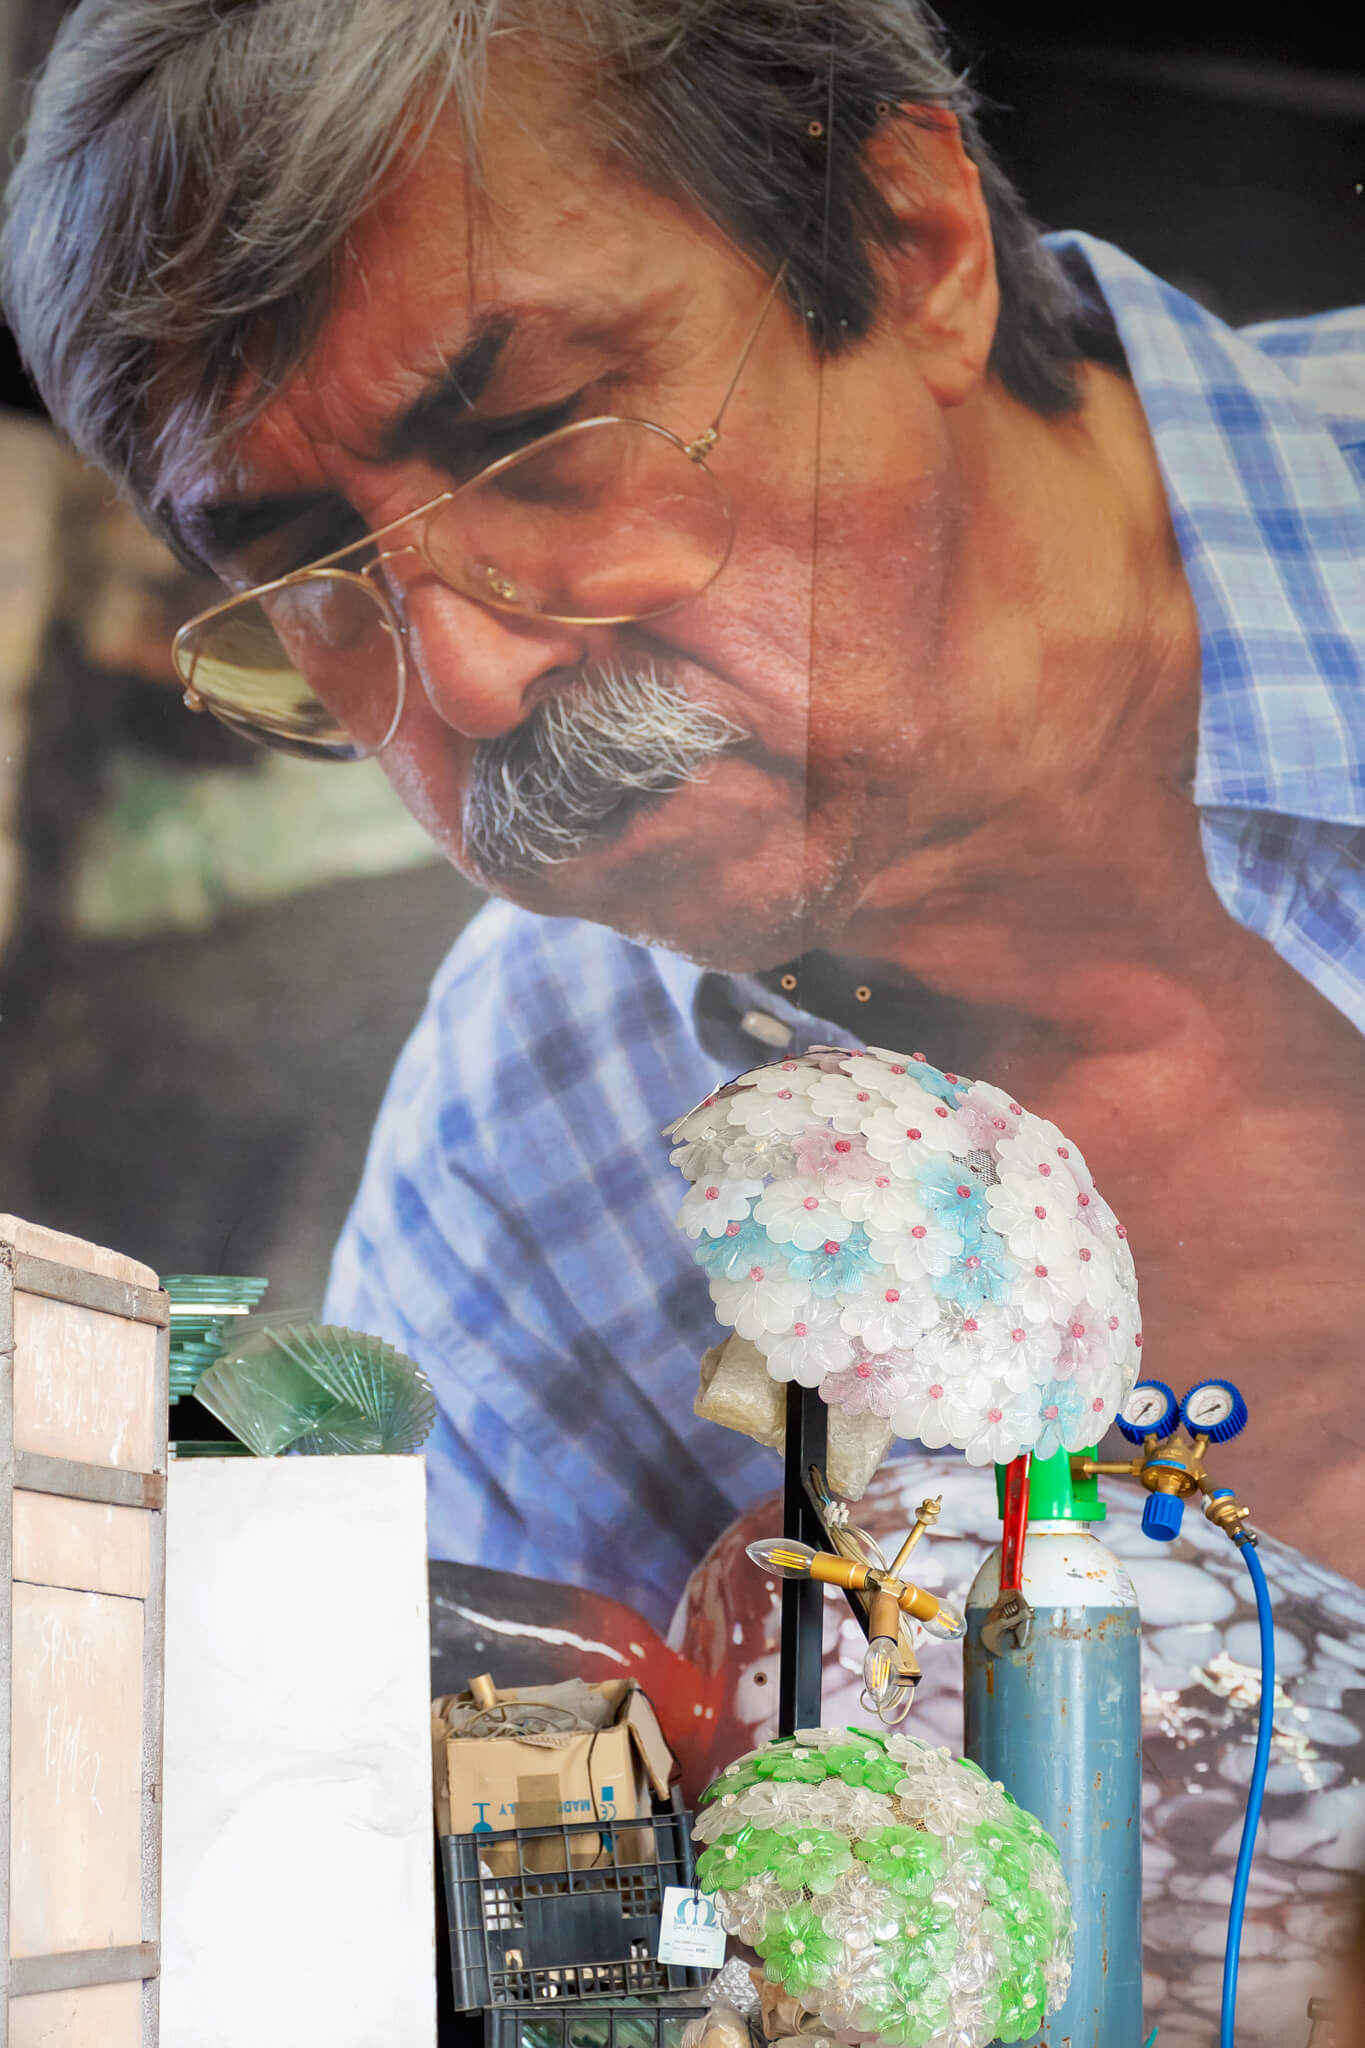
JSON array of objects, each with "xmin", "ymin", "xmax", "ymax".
[
  {"xmin": 485, "ymin": 2005, "xmax": 709, "ymax": 2048},
  {"xmin": 440, "ymin": 1810, "xmax": 708, "ymax": 2011}
]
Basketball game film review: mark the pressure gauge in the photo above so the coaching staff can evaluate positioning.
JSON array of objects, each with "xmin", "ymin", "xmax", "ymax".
[
  {"xmin": 1179, "ymin": 1378, "xmax": 1249, "ymax": 1444},
  {"xmin": 1116, "ymin": 1379, "xmax": 1180, "ymax": 1445}
]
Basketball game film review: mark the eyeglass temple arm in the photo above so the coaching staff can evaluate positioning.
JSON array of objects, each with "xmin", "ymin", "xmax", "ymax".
[{"xmin": 686, "ymin": 259, "xmax": 793, "ymax": 459}]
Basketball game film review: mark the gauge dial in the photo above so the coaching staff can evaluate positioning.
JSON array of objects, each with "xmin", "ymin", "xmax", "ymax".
[
  {"xmin": 1116, "ymin": 1379, "xmax": 1180, "ymax": 1445},
  {"xmin": 1180, "ymin": 1378, "xmax": 1248, "ymax": 1443}
]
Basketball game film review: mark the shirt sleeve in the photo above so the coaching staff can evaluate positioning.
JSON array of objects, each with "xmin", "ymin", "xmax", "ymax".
[{"xmin": 322, "ymin": 899, "xmax": 781, "ymax": 1630}]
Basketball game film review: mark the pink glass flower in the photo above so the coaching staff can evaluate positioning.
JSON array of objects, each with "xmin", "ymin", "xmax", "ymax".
[
  {"xmin": 819, "ymin": 1351, "xmax": 912, "ymax": 1419},
  {"xmin": 791, "ymin": 1127, "xmax": 877, "ymax": 1187},
  {"xmin": 1053, "ymin": 1303, "xmax": 1111, "ymax": 1382}
]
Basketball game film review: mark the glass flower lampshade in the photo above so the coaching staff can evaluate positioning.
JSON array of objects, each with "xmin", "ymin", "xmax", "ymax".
[
  {"xmin": 666, "ymin": 1046, "xmax": 1141, "ymax": 1465},
  {"xmin": 693, "ymin": 1727, "xmax": 1074, "ymax": 2047}
]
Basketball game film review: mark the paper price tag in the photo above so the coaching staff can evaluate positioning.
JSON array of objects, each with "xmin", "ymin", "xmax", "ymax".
[{"xmin": 657, "ymin": 1885, "xmax": 727, "ymax": 1968}]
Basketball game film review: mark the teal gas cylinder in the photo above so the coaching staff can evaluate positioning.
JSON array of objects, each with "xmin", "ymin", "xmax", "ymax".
[{"xmin": 964, "ymin": 1449, "xmax": 1143, "ymax": 2048}]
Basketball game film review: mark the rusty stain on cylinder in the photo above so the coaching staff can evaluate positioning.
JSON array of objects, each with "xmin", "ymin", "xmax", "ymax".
[{"xmin": 986, "ymin": 1664, "xmax": 995, "ymax": 1696}]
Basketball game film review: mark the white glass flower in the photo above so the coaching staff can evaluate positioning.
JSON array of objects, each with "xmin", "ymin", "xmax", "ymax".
[
  {"xmin": 754, "ymin": 1176, "xmax": 854, "ymax": 1251},
  {"xmin": 888, "ymin": 1361, "xmax": 993, "ymax": 1450},
  {"xmin": 725, "ymin": 1086, "xmax": 813, "ymax": 1137},
  {"xmin": 678, "ymin": 1176, "xmax": 764, "ymax": 1239},
  {"xmin": 984, "ymin": 1174, "xmax": 1077, "ymax": 1260},
  {"xmin": 995, "ymin": 1316, "xmax": 1062, "ymax": 1391},
  {"xmin": 754, "ymin": 1304, "xmax": 854, "ymax": 1385},
  {"xmin": 834, "ymin": 1170, "xmax": 931, "ymax": 1234},
  {"xmin": 1016, "ymin": 1253, "xmax": 1086, "ymax": 1324},
  {"xmin": 862, "ymin": 1099, "xmax": 969, "ymax": 1170},
  {"xmin": 805, "ymin": 1067, "xmax": 884, "ymax": 1131},
  {"xmin": 953, "ymin": 1382, "xmax": 1045, "ymax": 1465},
  {"xmin": 709, "ymin": 1266, "xmax": 808, "ymax": 1343},
  {"xmin": 866, "ymin": 1218, "xmax": 963, "ymax": 1283}
]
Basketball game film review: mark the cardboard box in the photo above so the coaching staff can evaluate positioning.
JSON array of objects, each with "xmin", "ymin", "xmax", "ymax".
[{"xmin": 431, "ymin": 1677, "xmax": 676, "ymax": 1875}]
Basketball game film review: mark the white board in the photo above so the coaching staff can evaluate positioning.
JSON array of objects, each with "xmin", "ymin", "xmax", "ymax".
[{"xmin": 160, "ymin": 1457, "xmax": 436, "ymax": 2048}]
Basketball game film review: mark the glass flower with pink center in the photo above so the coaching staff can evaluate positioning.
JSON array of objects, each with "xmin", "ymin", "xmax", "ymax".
[
  {"xmin": 753, "ymin": 1176, "xmax": 857, "ymax": 1252},
  {"xmin": 678, "ymin": 1175, "xmax": 764, "ymax": 1239},
  {"xmin": 1052, "ymin": 1302, "xmax": 1112, "ymax": 1381},
  {"xmin": 834, "ymin": 1171, "xmax": 930, "ymax": 1235},
  {"xmin": 862, "ymin": 1098, "xmax": 970, "ymax": 1170},
  {"xmin": 839, "ymin": 1284, "xmax": 938, "ymax": 1354},
  {"xmin": 725, "ymin": 1086, "xmax": 815, "ymax": 1138},
  {"xmin": 953, "ymin": 1382, "xmax": 1042, "ymax": 1465},
  {"xmin": 754, "ymin": 1302, "xmax": 854, "ymax": 1386},
  {"xmin": 790, "ymin": 1127, "xmax": 877, "ymax": 1186},
  {"xmin": 818, "ymin": 1350, "xmax": 912, "ymax": 1419},
  {"xmin": 984, "ymin": 1172, "xmax": 1077, "ymax": 1261},
  {"xmin": 806, "ymin": 1067, "xmax": 885, "ymax": 1132},
  {"xmin": 665, "ymin": 1045, "xmax": 1141, "ymax": 1454},
  {"xmin": 866, "ymin": 1216, "xmax": 962, "ymax": 1283},
  {"xmin": 709, "ymin": 1265, "xmax": 808, "ymax": 1341}
]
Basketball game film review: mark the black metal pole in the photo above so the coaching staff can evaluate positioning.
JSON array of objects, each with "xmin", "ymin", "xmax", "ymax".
[{"xmin": 777, "ymin": 1382, "xmax": 828, "ymax": 1736}]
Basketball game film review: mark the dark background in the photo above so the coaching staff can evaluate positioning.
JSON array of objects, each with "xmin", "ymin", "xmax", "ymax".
[{"xmin": 0, "ymin": 3, "xmax": 1361, "ymax": 1303}]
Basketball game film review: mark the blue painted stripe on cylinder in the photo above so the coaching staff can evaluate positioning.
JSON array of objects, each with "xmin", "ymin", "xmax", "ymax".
[{"xmin": 964, "ymin": 1552, "xmax": 1142, "ymax": 2047}]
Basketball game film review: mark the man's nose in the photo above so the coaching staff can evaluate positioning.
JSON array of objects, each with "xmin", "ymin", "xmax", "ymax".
[{"xmin": 401, "ymin": 578, "xmax": 592, "ymax": 741}]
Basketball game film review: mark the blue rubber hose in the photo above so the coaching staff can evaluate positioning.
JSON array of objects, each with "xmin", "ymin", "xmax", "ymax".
[{"xmin": 1220, "ymin": 1536, "xmax": 1275, "ymax": 2048}]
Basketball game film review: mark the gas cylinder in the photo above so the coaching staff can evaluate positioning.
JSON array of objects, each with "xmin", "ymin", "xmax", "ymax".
[{"xmin": 963, "ymin": 1448, "xmax": 1143, "ymax": 2048}]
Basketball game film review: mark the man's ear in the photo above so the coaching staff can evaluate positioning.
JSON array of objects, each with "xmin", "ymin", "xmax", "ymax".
[{"xmin": 860, "ymin": 108, "xmax": 999, "ymax": 408}]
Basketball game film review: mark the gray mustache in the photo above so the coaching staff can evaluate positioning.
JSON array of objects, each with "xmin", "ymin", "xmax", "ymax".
[{"xmin": 462, "ymin": 660, "xmax": 747, "ymax": 883}]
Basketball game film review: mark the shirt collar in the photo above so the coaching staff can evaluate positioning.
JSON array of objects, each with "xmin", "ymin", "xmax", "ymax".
[{"xmin": 1048, "ymin": 231, "xmax": 1365, "ymax": 825}]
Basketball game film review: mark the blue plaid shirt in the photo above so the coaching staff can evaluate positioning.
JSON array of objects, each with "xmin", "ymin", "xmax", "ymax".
[{"xmin": 324, "ymin": 235, "xmax": 1365, "ymax": 1630}]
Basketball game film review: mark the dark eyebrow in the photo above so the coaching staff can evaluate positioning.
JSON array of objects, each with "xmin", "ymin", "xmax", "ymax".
[
  {"xmin": 170, "ymin": 312, "xmax": 520, "ymax": 568},
  {"xmin": 381, "ymin": 312, "xmax": 516, "ymax": 463}
]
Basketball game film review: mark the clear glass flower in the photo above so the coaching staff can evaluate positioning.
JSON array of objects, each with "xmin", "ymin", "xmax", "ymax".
[{"xmin": 839, "ymin": 1285, "xmax": 939, "ymax": 1354}]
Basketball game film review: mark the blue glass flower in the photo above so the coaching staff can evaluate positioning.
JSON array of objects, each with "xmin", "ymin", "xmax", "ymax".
[
  {"xmin": 933, "ymin": 1234, "xmax": 1017, "ymax": 1308},
  {"xmin": 908, "ymin": 1058, "xmax": 969, "ymax": 1107},
  {"xmin": 694, "ymin": 1217, "xmax": 777, "ymax": 1280},
  {"xmin": 786, "ymin": 1228, "xmax": 882, "ymax": 1298},
  {"xmin": 916, "ymin": 1161, "xmax": 990, "ymax": 1237}
]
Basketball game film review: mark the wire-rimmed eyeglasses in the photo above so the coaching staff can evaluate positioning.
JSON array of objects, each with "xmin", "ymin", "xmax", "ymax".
[{"xmin": 171, "ymin": 267, "xmax": 789, "ymax": 761}]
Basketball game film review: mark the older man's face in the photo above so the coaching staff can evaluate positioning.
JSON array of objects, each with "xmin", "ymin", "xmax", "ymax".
[{"xmin": 177, "ymin": 87, "xmax": 1003, "ymax": 969}]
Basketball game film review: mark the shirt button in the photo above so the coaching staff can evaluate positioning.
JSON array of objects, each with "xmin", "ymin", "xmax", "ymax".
[{"xmin": 739, "ymin": 1009, "xmax": 795, "ymax": 1049}]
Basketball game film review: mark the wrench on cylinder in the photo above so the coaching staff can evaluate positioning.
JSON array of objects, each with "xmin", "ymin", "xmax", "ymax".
[{"xmin": 981, "ymin": 1452, "xmax": 1034, "ymax": 1655}]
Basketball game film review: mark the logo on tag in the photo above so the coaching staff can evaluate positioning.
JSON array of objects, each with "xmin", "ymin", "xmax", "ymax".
[{"xmin": 657, "ymin": 1885, "xmax": 727, "ymax": 1969}]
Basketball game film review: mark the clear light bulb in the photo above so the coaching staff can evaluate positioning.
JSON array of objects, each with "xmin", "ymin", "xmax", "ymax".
[
  {"xmin": 746, "ymin": 1537, "xmax": 816, "ymax": 1579},
  {"xmin": 920, "ymin": 1602, "xmax": 966, "ymax": 1641},
  {"xmin": 862, "ymin": 1634, "xmax": 900, "ymax": 1707}
]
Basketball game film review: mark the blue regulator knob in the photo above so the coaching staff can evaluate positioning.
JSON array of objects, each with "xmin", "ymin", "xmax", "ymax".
[
  {"xmin": 1141, "ymin": 1488, "xmax": 1187, "ymax": 1542},
  {"xmin": 1116, "ymin": 1379, "xmax": 1180, "ymax": 1445},
  {"xmin": 1179, "ymin": 1378, "xmax": 1249, "ymax": 1443}
]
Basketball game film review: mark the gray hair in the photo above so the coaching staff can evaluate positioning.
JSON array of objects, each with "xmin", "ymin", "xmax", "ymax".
[
  {"xmin": 463, "ymin": 654, "xmax": 746, "ymax": 880},
  {"xmin": 1, "ymin": 0, "xmax": 1085, "ymax": 538}
]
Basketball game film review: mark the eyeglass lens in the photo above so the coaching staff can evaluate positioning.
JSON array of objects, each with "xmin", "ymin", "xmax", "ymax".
[{"xmin": 176, "ymin": 419, "xmax": 733, "ymax": 757}]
